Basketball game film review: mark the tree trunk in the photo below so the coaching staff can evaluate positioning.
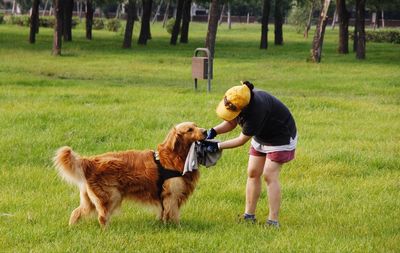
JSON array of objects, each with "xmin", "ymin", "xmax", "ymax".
[
  {"xmin": 205, "ymin": 0, "xmax": 219, "ymax": 58},
  {"xmin": 170, "ymin": 0, "xmax": 184, "ymax": 45},
  {"xmin": 163, "ymin": 0, "xmax": 170, "ymax": 27},
  {"xmin": 337, "ymin": 0, "xmax": 349, "ymax": 54},
  {"xmin": 52, "ymin": 0, "xmax": 63, "ymax": 55},
  {"xmin": 43, "ymin": 0, "xmax": 49, "ymax": 17},
  {"xmin": 123, "ymin": 0, "xmax": 136, "ymax": 48},
  {"xmin": 12, "ymin": 0, "xmax": 16, "ymax": 14},
  {"xmin": 371, "ymin": 12, "xmax": 377, "ymax": 30},
  {"xmin": 331, "ymin": 9, "xmax": 337, "ymax": 30},
  {"xmin": 310, "ymin": 0, "xmax": 331, "ymax": 63},
  {"xmin": 138, "ymin": 0, "xmax": 153, "ymax": 45},
  {"xmin": 274, "ymin": 0, "xmax": 283, "ymax": 45},
  {"xmin": 304, "ymin": 2, "xmax": 314, "ymax": 38},
  {"xmin": 218, "ymin": 3, "xmax": 225, "ymax": 25},
  {"xmin": 63, "ymin": 0, "xmax": 73, "ymax": 41},
  {"xmin": 227, "ymin": 2, "xmax": 231, "ymax": 29},
  {"xmin": 86, "ymin": 0, "xmax": 94, "ymax": 40},
  {"xmin": 152, "ymin": 0, "xmax": 163, "ymax": 24},
  {"xmin": 180, "ymin": 0, "xmax": 191, "ymax": 43},
  {"xmin": 78, "ymin": 1, "xmax": 82, "ymax": 21},
  {"xmin": 29, "ymin": 0, "xmax": 40, "ymax": 44},
  {"xmin": 260, "ymin": 0, "xmax": 271, "ymax": 49},
  {"xmin": 115, "ymin": 4, "xmax": 120, "ymax": 19},
  {"xmin": 381, "ymin": 9, "xmax": 384, "ymax": 28},
  {"xmin": 207, "ymin": 2, "xmax": 211, "ymax": 24},
  {"xmin": 353, "ymin": 15, "xmax": 358, "ymax": 52},
  {"xmin": 355, "ymin": 0, "xmax": 365, "ymax": 59}
]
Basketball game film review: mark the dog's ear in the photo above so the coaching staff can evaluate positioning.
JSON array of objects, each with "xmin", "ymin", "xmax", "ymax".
[{"xmin": 164, "ymin": 127, "xmax": 182, "ymax": 151}]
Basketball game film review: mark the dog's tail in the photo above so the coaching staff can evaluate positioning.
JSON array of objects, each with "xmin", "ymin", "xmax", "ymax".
[{"xmin": 53, "ymin": 146, "xmax": 86, "ymax": 185}]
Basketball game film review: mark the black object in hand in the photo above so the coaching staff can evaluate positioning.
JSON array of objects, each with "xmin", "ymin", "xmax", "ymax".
[
  {"xmin": 202, "ymin": 140, "xmax": 219, "ymax": 153},
  {"xmin": 206, "ymin": 128, "xmax": 217, "ymax": 139}
]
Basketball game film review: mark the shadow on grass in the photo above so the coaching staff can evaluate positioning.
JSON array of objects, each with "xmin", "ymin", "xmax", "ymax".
[{"xmin": 108, "ymin": 217, "xmax": 216, "ymax": 233}]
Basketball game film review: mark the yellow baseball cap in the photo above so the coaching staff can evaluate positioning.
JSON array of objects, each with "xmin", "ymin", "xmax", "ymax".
[{"xmin": 216, "ymin": 83, "xmax": 251, "ymax": 121}]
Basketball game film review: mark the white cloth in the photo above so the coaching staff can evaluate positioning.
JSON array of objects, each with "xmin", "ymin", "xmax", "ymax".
[
  {"xmin": 251, "ymin": 135, "xmax": 297, "ymax": 153},
  {"xmin": 183, "ymin": 140, "xmax": 222, "ymax": 175}
]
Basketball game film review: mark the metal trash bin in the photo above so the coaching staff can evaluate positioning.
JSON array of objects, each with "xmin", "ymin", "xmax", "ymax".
[{"xmin": 192, "ymin": 48, "xmax": 213, "ymax": 92}]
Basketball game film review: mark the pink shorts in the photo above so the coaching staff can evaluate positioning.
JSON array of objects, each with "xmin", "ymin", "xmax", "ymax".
[{"xmin": 249, "ymin": 146, "xmax": 295, "ymax": 164}]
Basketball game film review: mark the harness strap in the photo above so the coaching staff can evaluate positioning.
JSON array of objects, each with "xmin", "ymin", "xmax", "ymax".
[{"xmin": 154, "ymin": 151, "xmax": 182, "ymax": 201}]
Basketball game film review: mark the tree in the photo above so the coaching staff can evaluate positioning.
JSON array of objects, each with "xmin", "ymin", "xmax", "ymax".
[
  {"xmin": 368, "ymin": 0, "xmax": 400, "ymax": 28},
  {"xmin": 63, "ymin": 0, "xmax": 74, "ymax": 41},
  {"xmin": 170, "ymin": 0, "xmax": 184, "ymax": 45},
  {"xmin": 205, "ymin": 0, "xmax": 220, "ymax": 58},
  {"xmin": 138, "ymin": 0, "xmax": 153, "ymax": 45},
  {"xmin": 337, "ymin": 0, "xmax": 349, "ymax": 54},
  {"xmin": 86, "ymin": 0, "xmax": 94, "ymax": 40},
  {"xmin": 162, "ymin": 0, "xmax": 171, "ymax": 28},
  {"xmin": 287, "ymin": 0, "xmax": 318, "ymax": 38},
  {"xmin": 123, "ymin": 0, "xmax": 137, "ymax": 48},
  {"xmin": 180, "ymin": 0, "xmax": 192, "ymax": 43},
  {"xmin": 310, "ymin": 0, "xmax": 331, "ymax": 62},
  {"xmin": 274, "ymin": 0, "xmax": 283, "ymax": 45},
  {"xmin": 304, "ymin": 0, "xmax": 317, "ymax": 38},
  {"xmin": 355, "ymin": 0, "xmax": 366, "ymax": 59},
  {"xmin": 29, "ymin": 0, "xmax": 40, "ymax": 44},
  {"xmin": 52, "ymin": 0, "xmax": 63, "ymax": 55},
  {"xmin": 260, "ymin": 0, "xmax": 271, "ymax": 49}
]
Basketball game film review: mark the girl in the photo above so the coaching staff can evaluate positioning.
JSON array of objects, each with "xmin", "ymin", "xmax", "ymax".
[{"xmin": 206, "ymin": 81, "xmax": 297, "ymax": 227}]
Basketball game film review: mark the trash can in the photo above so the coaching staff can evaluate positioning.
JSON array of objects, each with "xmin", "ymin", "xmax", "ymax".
[{"xmin": 192, "ymin": 48, "xmax": 212, "ymax": 92}]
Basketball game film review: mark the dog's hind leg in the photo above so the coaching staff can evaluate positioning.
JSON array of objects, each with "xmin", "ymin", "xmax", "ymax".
[
  {"xmin": 86, "ymin": 186, "xmax": 110, "ymax": 228},
  {"xmin": 107, "ymin": 188, "xmax": 122, "ymax": 217},
  {"xmin": 69, "ymin": 185, "xmax": 95, "ymax": 225}
]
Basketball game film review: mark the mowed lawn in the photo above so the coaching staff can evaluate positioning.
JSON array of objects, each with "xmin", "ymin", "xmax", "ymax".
[{"xmin": 0, "ymin": 22, "xmax": 399, "ymax": 252}]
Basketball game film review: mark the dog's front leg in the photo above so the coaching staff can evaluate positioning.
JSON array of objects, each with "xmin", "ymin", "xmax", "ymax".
[{"xmin": 162, "ymin": 197, "xmax": 180, "ymax": 224}]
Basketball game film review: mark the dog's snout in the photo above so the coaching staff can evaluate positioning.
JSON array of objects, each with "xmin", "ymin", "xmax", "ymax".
[{"xmin": 202, "ymin": 129, "xmax": 207, "ymax": 139}]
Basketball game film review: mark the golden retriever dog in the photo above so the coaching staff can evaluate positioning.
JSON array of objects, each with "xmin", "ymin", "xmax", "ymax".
[{"xmin": 53, "ymin": 122, "xmax": 206, "ymax": 227}]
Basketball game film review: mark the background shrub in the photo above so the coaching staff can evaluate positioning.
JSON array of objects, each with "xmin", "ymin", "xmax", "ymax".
[
  {"xmin": 351, "ymin": 30, "xmax": 400, "ymax": 44},
  {"xmin": 106, "ymin": 18, "xmax": 121, "ymax": 32},
  {"xmin": 93, "ymin": 18, "xmax": 105, "ymax": 30},
  {"xmin": 0, "ymin": 13, "xmax": 4, "ymax": 24},
  {"xmin": 4, "ymin": 15, "xmax": 30, "ymax": 26},
  {"xmin": 71, "ymin": 17, "xmax": 79, "ymax": 28},
  {"xmin": 287, "ymin": 4, "xmax": 310, "ymax": 33},
  {"xmin": 39, "ymin": 16, "xmax": 55, "ymax": 28},
  {"xmin": 165, "ymin": 18, "xmax": 175, "ymax": 35}
]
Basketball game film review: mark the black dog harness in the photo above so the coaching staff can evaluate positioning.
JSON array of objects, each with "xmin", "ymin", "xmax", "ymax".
[{"xmin": 153, "ymin": 151, "xmax": 182, "ymax": 199}]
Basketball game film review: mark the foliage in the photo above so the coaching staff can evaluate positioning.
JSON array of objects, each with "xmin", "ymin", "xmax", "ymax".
[
  {"xmin": 38, "ymin": 16, "xmax": 55, "ymax": 28},
  {"xmin": 350, "ymin": 29, "xmax": 400, "ymax": 44},
  {"xmin": 106, "ymin": 18, "xmax": 121, "ymax": 32},
  {"xmin": 0, "ymin": 13, "xmax": 4, "ymax": 24},
  {"xmin": 0, "ymin": 23, "xmax": 399, "ymax": 252},
  {"xmin": 93, "ymin": 18, "xmax": 106, "ymax": 30},
  {"xmin": 2, "ymin": 15, "xmax": 79, "ymax": 28},
  {"xmin": 14, "ymin": 0, "xmax": 32, "ymax": 12},
  {"xmin": 3, "ymin": 14, "xmax": 30, "ymax": 26},
  {"xmin": 165, "ymin": 18, "xmax": 176, "ymax": 35},
  {"xmin": 287, "ymin": 0, "xmax": 320, "ymax": 33},
  {"xmin": 287, "ymin": 2, "xmax": 311, "ymax": 33}
]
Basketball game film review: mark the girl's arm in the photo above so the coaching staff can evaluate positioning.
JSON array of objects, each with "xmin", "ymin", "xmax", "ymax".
[
  {"xmin": 218, "ymin": 132, "xmax": 251, "ymax": 150},
  {"xmin": 213, "ymin": 120, "xmax": 238, "ymax": 135}
]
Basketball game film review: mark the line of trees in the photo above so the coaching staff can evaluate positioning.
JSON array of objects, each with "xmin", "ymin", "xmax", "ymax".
[
  {"xmin": 20, "ymin": 0, "xmax": 400, "ymax": 61},
  {"xmin": 293, "ymin": 0, "xmax": 400, "ymax": 61}
]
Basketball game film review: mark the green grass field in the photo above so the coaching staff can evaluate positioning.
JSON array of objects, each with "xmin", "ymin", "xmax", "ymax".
[{"xmin": 0, "ymin": 22, "xmax": 399, "ymax": 252}]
